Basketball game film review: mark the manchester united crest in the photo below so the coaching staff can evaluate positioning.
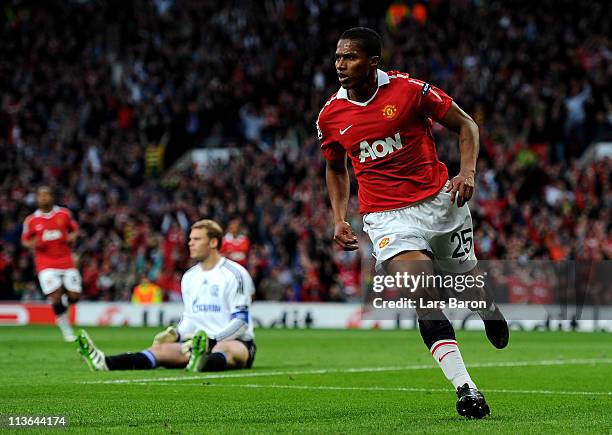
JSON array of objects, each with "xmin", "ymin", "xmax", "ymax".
[
  {"xmin": 382, "ymin": 104, "xmax": 397, "ymax": 120},
  {"xmin": 378, "ymin": 237, "xmax": 390, "ymax": 249}
]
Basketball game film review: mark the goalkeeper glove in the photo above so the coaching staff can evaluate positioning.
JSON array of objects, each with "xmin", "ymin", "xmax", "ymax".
[
  {"xmin": 180, "ymin": 333, "xmax": 195, "ymax": 356},
  {"xmin": 152, "ymin": 326, "xmax": 179, "ymax": 345}
]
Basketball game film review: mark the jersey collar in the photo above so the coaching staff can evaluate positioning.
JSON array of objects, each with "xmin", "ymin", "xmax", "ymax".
[
  {"xmin": 34, "ymin": 205, "xmax": 59, "ymax": 217},
  {"xmin": 336, "ymin": 69, "xmax": 390, "ymax": 106},
  {"xmin": 200, "ymin": 256, "xmax": 225, "ymax": 272}
]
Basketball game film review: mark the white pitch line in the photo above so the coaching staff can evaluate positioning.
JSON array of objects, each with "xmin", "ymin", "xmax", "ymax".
[
  {"xmin": 178, "ymin": 383, "xmax": 612, "ymax": 397},
  {"xmin": 83, "ymin": 358, "xmax": 612, "ymax": 385}
]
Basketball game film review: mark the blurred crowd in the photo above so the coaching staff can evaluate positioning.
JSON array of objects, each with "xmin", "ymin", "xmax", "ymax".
[{"xmin": 0, "ymin": 0, "xmax": 610, "ymax": 303}]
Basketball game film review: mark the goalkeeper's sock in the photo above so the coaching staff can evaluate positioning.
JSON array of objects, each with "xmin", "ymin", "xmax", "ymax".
[
  {"xmin": 203, "ymin": 352, "xmax": 227, "ymax": 372},
  {"xmin": 105, "ymin": 351, "xmax": 156, "ymax": 370},
  {"xmin": 419, "ymin": 315, "xmax": 476, "ymax": 390}
]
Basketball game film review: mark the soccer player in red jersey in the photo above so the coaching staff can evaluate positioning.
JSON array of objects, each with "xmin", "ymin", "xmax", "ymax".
[
  {"xmin": 221, "ymin": 217, "xmax": 250, "ymax": 267},
  {"xmin": 318, "ymin": 28, "xmax": 509, "ymax": 419},
  {"xmin": 21, "ymin": 186, "xmax": 81, "ymax": 341}
]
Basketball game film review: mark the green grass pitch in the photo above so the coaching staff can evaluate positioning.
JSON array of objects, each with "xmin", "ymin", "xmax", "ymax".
[{"xmin": 1, "ymin": 326, "xmax": 611, "ymax": 434}]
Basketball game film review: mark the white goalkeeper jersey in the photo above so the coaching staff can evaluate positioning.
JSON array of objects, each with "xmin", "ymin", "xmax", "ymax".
[{"xmin": 177, "ymin": 257, "xmax": 255, "ymax": 341}]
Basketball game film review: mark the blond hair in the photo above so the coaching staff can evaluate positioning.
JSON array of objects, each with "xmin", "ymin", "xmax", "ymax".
[{"xmin": 191, "ymin": 219, "xmax": 224, "ymax": 249}]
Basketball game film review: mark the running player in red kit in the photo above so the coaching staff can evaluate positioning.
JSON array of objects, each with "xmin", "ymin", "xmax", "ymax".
[
  {"xmin": 317, "ymin": 28, "xmax": 509, "ymax": 419},
  {"xmin": 22, "ymin": 186, "xmax": 81, "ymax": 341}
]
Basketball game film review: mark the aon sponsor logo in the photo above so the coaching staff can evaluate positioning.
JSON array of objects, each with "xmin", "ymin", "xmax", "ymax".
[
  {"xmin": 42, "ymin": 229, "xmax": 62, "ymax": 241},
  {"xmin": 359, "ymin": 133, "xmax": 403, "ymax": 162}
]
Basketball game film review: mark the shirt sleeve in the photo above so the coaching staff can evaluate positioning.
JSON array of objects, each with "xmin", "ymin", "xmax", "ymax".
[
  {"xmin": 317, "ymin": 117, "xmax": 345, "ymax": 161},
  {"xmin": 21, "ymin": 217, "xmax": 34, "ymax": 242},
  {"xmin": 415, "ymin": 81, "xmax": 453, "ymax": 122},
  {"xmin": 66, "ymin": 209, "xmax": 78, "ymax": 232},
  {"xmin": 224, "ymin": 264, "xmax": 254, "ymax": 323}
]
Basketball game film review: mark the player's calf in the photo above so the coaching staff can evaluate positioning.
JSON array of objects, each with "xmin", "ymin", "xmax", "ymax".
[
  {"xmin": 102, "ymin": 342, "xmax": 190, "ymax": 370},
  {"xmin": 456, "ymin": 268, "xmax": 509, "ymax": 349},
  {"xmin": 479, "ymin": 305, "xmax": 509, "ymax": 349},
  {"xmin": 76, "ymin": 329, "xmax": 185, "ymax": 371},
  {"xmin": 419, "ymin": 313, "xmax": 477, "ymax": 389},
  {"xmin": 66, "ymin": 290, "xmax": 80, "ymax": 304},
  {"xmin": 104, "ymin": 350, "xmax": 158, "ymax": 370},
  {"xmin": 49, "ymin": 290, "xmax": 75, "ymax": 342}
]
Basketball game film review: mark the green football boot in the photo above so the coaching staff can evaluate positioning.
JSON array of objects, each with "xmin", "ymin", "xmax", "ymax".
[
  {"xmin": 76, "ymin": 329, "xmax": 108, "ymax": 371},
  {"xmin": 185, "ymin": 330, "xmax": 209, "ymax": 372}
]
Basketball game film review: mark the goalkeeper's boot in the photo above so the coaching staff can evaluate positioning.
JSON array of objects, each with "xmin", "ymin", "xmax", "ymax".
[
  {"xmin": 456, "ymin": 383, "xmax": 490, "ymax": 419},
  {"xmin": 185, "ymin": 330, "xmax": 209, "ymax": 372},
  {"xmin": 76, "ymin": 329, "xmax": 108, "ymax": 371},
  {"xmin": 482, "ymin": 305, "xmax": 509, "ymax": 349}
]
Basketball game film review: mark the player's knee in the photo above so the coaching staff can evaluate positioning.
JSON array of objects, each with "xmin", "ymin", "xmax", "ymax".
[
  {"xmin": 48, "ymin": 290, "xmax": 62, "ymax": 304},
  {"xmin": 227, "ymin": 357, "xmax": 246, "ymax": 369},
  {"xmin": 385, "ymin": 251, "xmax": 441, "ymax": 303},
  {"xmin": 418, "ymin": 316, "xmax": 455, "ymax": 349},
  {"xmin": 149, "ymin": 343, "xmax": 189, "ymax": 367},
  {"xmin": 149, "ymin": 343, "xmax": 175, "ymax": 357},
  {"xmin": 211, "ymin": 342, "xmax": 248, "ymax": 369},
  {"xmin": 223, "ymin": 351, "xmax": 247, "ymax": 369},
  {"xmin": 384, "ymin": 251, "xmax": 433, "ymax": 274},
  {"xmin": 67, "ymin": 292, "xmax": 80, "ymax": 304}
]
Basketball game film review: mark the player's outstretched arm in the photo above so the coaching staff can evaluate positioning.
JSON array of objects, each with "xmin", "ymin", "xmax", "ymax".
[
  {"xmin": 214, "ymin": 317, "xmax": 248, "ymax": 341},
  {"xmin": 21, "ymin": 220, "xmax": 37, "ymax": 250},
  {"xmin": 326, "ymin": 156, "xmax": 358, "ymax": 251},
  {"xmin": 439, "ymin": 102, "xmax": 479, "ymax": 207}
]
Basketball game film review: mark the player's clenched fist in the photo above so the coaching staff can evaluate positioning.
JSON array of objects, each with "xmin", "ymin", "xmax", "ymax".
[
  {"xmin": 446, "ymin": 172, "xmax": 475, "ymax": 207},
  {"xmin": 334, "ymin": 221, "xmax": 359, "ymax": 251}
]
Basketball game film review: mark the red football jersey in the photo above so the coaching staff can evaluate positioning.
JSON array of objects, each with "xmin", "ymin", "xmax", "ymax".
[
  {"xmin": 531, "ymin": 278, "xmax": 554, "ymax": 305},
  {"xmin": 317, "ymin": 70, "xmax": 452, "ymax": 213},
  {"xmin": 21, "ymin": 206, "xmax": 78, "ymax": 272},
  {"xmin": 506, "ymin": 275, "xmax": 530, "ymax": 304},
  {"xmin": 221, "ymin": 233, "xmax": 250, "ymax": 267}
]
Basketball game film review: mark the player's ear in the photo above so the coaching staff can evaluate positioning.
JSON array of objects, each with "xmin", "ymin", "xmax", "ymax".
[
  {"xmin": 209, "ymin": 239, "xmax": 218, "ymax": 249},
  {"xmin": 370, "ymin": 56, "xmax": 380, "ymax": 69}
]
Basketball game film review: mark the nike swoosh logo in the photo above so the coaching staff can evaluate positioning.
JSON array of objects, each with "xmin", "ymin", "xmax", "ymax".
[
  {"xmin": 339, "ymin": 125, "xmax": 353, "ymax": 135},
  {"xmin": 438, "ymin": 350, "xmax": 456, "ymax": 362}
]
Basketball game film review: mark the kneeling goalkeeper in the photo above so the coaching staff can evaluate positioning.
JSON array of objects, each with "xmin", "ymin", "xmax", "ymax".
[{"xmin": 76, "ymin": 219, "xmax": 256, "ymax": 372}]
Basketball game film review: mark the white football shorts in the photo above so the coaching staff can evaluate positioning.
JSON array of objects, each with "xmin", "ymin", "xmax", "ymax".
[
  {"xmin": 362, "ymin": 182, "xmax": 477, "ymax": 274},
  {"xmin": 38, "ymin": 268, "xmax": 82, "ymax": 295}
]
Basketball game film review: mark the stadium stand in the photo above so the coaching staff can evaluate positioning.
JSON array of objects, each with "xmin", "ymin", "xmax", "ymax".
[{"xmin": 0, "ymin": 0, "xmax": 610, "ymax": 302}]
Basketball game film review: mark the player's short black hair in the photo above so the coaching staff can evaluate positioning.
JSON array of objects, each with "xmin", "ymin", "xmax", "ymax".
[
  {"xmin": 339, "ymin": 27, "xmax": 382, "ymax": 58},
  {"xmin": 37, "ymin": 185, "xmax": 54, "ymax": 196}
]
